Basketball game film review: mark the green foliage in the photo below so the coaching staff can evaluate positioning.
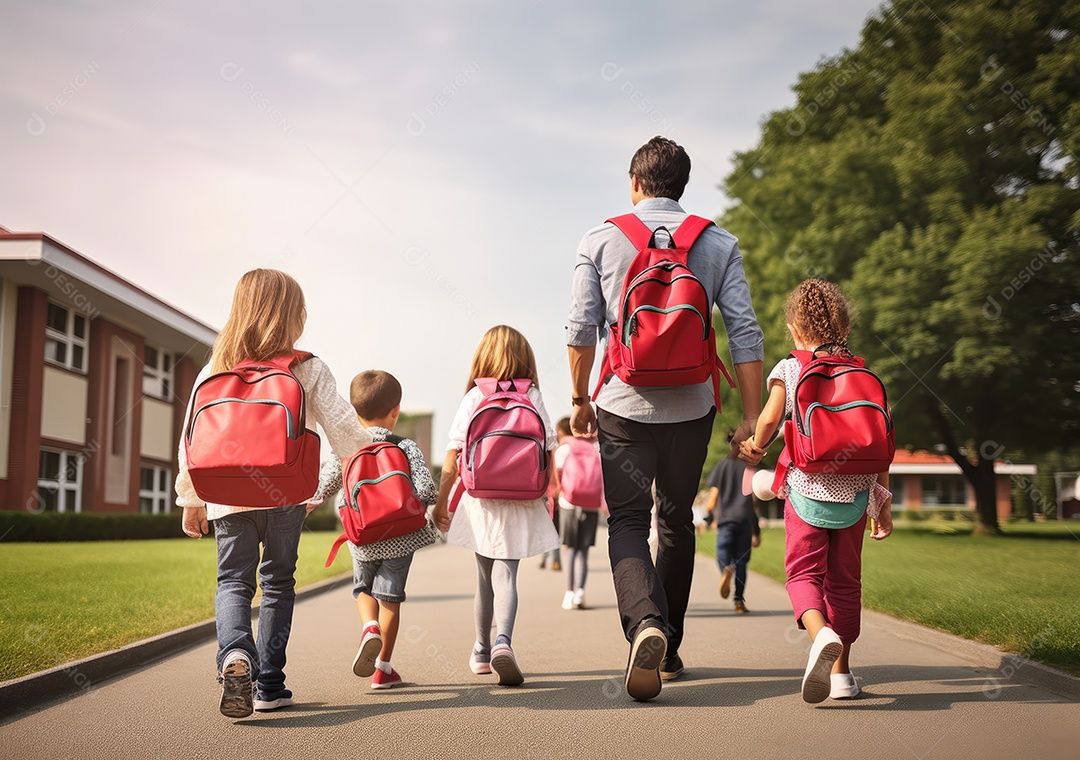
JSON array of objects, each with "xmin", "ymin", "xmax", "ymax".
[
  {"xmin": 0, "ymin": 512, "xmax": 187, "ymax": 542},
  {"xmin": 720, "ymin": 0, "xmax": 1080, "ymax": 530}
]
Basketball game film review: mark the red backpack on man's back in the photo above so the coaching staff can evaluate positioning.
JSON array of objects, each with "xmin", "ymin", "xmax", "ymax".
[
  {"xmin": 184, "ymin": 352, "xmax": 321, "ymax": 507},
  {"xmin": 594, "ymin": 214, "xmax": 734, "ymax": 410}
]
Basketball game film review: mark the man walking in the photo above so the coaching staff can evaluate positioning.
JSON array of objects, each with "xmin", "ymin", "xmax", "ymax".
[{"xmin": 566, "ymin": 136, "xmax": 763, "ymax": 701}]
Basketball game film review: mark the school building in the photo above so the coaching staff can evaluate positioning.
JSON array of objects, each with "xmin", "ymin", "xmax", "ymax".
[
  {"xmin": 0, "ymin": 225, "xmax": 215, "ymax": 514},
  {"xmin": 889, "ymin": 449, "xmax": 1036, "ymax": 521}
]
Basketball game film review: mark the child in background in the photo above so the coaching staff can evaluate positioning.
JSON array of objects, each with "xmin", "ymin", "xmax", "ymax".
[
  {"xmin": 343, "ymin": 370, "xmax": 439, "ymax": 689},
  {"xmin": 553, "ymin": 416, "xmax": 603, "ymax": 611},
  {"xmin": 739, "ymin": 279, "xmax": 893, "ymax": 704},
  {"xmin": 704, "ymin": 431, "xmax": 762, "ymax": 615},
  {"xmin": 433, "ymin": 326, "xmax": 560, "ymax": 686},
  {"xmin": 177, "ymin": 269, "xmax": 371, "ymax": 718}
]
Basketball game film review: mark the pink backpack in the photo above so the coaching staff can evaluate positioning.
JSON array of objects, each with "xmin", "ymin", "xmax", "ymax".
[
  {"xmin": 452, "ymin": 378, "xmax": 549, "ymax": 506},
  {"xmin": 558, "ymin": 437, "xmax": 604, "ymax": 509}
]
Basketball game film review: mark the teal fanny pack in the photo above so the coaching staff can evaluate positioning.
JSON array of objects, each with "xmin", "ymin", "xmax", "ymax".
[{"xmin": 789, "ymin": 488, "xmax": 869, "ymax": 529}]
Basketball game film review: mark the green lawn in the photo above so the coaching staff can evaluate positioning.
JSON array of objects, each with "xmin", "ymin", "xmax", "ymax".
[
  {"xmin": 0, "ymin": 530, "xmax": 349, "ymax": 681},
  {"xmin": 697, "ymin": 520, "xmax": 1080, "ymax": 674}
]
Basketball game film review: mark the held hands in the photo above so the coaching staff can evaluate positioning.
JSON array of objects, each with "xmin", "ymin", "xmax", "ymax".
[
  {"xmin": 570, "ymin": 401, "xmax": 597, "ymax": 438},
  {"xmin": 182, "ymin": 507, "xmax": 209, "ymax": 538},
  {"xmin": 738, "ymin": 436, "xmax": 768, "ymax": 466},
  {"xmin": 433, "ymin": 503, "xmax": 452, "ymax": 533},
  {"xmin": 751, "ymin": 534, "xmax": 762, "ymax": 548}
]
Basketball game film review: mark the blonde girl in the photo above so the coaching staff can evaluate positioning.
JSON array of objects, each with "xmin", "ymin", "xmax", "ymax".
[
  {"xmin": 176, "ymin": 269, "xmax": 370, "ymax": 718},
  {"xmin": 433, "ymin": 325, "xmax": 560, "ymax": 686},
  {"xmin": 739, "ymin": 279, "xmax": 893, "ymax": 704}
]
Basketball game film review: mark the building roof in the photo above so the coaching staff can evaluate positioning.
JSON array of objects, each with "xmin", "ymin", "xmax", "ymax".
[
  {"xmin": 891, "ymin": 449, "xmax": 1036, "ymax": 476},
  {"xmin": 0, "ymin": 225, "xmax": 217, "ymax": 349}
]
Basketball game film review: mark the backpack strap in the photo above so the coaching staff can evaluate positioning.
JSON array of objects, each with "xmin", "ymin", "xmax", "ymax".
[
  {"xmin": 448, "ymin": 477, "xmax": 466, "ymax": 514},
  {"xmin": 384, "ymin": 433, "xmax": 404, "ymax": 445},
  {"xmin": 509, "ymin": 378, "xmax": 533, "ymax": 394},
  {"xmin": 606, "ymin": 214, "xmax": 655, "ymax": 250},
  {"xmin": 788, "ymin": 350, "xmax": 814, "ymax": 366},
  {"xmin": 671, "ymin": 215, "xmax": 714, "ymax": 250},
  {"xmin": 291, "ymin": 350, "xmax": 314, "ymax": 366},
  {"xmin": 474, "ymin": 378, "xmax": 499, "ymax": 396},
  {"xmin": 324, "ymin": 532, "xmax": 350, "ymax": 568}
]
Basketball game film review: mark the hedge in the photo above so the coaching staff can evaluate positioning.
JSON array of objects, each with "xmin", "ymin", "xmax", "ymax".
[{"xmin": 0, "ymin": 511, "xmax": 189, "ymax": 542}]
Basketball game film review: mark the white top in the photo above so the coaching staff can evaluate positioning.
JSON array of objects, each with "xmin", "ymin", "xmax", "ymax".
[
  {"xmin": 175, "ymin": 356, "xmax": 372, "ymax": 521},
  {"xmin": 444, "ymin": 383, "xmax": 560, "ymax": 559},
  {"xmin": 768, "ymin": 357, "xmax": 879, "ymax": 504}
]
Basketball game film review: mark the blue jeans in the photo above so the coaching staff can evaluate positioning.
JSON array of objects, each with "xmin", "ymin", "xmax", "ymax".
[
  {"xmin": 715, "ymin": 520, "xmax": 754, "ymax": 601},
  {"xmin": 213, "ymin": 505, "xmax": 307, "ymax": 699}
]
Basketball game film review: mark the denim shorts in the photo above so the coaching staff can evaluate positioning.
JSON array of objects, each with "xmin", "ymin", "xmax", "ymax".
[{"xmin": 349, "ymin": 548, "xmax": 414, "ymax": 603}]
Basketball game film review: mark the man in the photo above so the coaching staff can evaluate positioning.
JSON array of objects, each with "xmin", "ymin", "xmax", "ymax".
[
  {"xmin": 705, "ymin": 432, "xmax": 763, "ymax": 615},
  {"xmin": 566, "ymin": 136, "xmax": 763, "ymax": 701}
]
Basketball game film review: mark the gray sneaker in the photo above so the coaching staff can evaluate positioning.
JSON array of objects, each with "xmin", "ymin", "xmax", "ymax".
[{"xmin": 219, "ymin": 651, "xmax": 254, "ymax": 719}]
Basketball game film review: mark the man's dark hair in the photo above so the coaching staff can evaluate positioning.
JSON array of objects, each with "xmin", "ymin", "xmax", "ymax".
[
  {"xmin": 350, "ymin": 369, "xmax": 402, "ymax": 420},
  {"xmin": 629, "ymin": 136, "xmax": 691, "ymax": 200}
]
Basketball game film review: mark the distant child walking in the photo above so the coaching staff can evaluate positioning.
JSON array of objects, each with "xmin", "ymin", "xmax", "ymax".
[
  {"xmin": 340, "ymin": 370, "xmax": 440, "ymax": 690},
  {"xmin": 704, "ymin": 431, "xmax": 762, "ymax": 615},
  {"xmin": 553, "ymin": 416, "xmax": 604, "ymax": 611},
  {"xmin": 177, "ymin": 269, "xmax": 371, "ymax": 719},
  {"xmin": 739, "ymin": 279, "xmax": 894, "ymax": 704},
  {"xmin": 433, "ymin": 326, "xmax": 560, "ymax": 686}
]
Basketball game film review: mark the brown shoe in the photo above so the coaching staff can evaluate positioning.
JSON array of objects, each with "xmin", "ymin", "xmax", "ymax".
[
  {"xmin": 719, "ymin": 566, "xmax": 734, "ymax": 599},
  {"xmin": 734, "ymin": 600, "xmax": 749, "ymax": 614},
  {"xmin": 551, "ymin": 560, "xmax": 562, "ymax": 571}
]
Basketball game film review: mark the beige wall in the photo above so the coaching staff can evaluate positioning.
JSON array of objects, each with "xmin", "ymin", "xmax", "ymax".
[
  {"xmin": 0, "ymin": 279, "xmax": 17, "ymax": 478},
  {"xmin": 140, "ymin": 398, "xmax": 174, "ymax": 462},
  {"xmin": 41, "ymin": 365, "xmax": 88, "ymax": 445}
]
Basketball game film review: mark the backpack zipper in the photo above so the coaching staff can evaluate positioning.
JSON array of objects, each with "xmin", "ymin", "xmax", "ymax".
[
  {"xmin": 802, "ymin": 401, "xmax": 892, "ymax": 436},
  {"xmin": 625, "ymin": 304, "xmax": 708, "ymax": 344},
  {"xmin": 189, "ymin": 398, "xmax": 296, "ymax": 439},
  {"xmin": 467, "ymin": 431, "xmax": 546, "ymax": 471}
]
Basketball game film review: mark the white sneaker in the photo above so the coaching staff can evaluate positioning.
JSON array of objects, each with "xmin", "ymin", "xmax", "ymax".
[
  {"xmin": 572, "ymin": 589, "xmax": 585, "ymax": 609},
  {"xmin": 561, "ymin": 590, "xmax": 575, "ymax": 610},
  {"xmin": 830, "ymin": 672, "xmax": 860, "ymax": 699},
  {"xmin": 801, "ymin": 628, "xmax": 843, "ymax": 704}
]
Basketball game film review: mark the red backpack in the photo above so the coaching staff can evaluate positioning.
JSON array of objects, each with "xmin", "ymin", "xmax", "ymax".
[
  {"xmin": 558, "ymin": 437, "xmax": 604, "ymax": 510},
  {"xmin": 450, "ymin": 378, "xmax": 549, "ymax": 509},
  {"xmin": 594, "ymin": 214, "xmax": 734, "ymax": 410},
  {"xmin": 774, "ymin": 350, "xmax": 896, "ymax": 490},
  {"xmin": 185, "ymin": 352, "xmax": 320, "ymax": 507},
  {"xmin": 324, "ymin": 435, "xmax": 428, "ymax": 567}
]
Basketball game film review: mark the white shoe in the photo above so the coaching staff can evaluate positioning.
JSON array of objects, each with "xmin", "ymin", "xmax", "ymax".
[
  {"xmin": 801, "ymin": 628, "xmax": 843, "ymax": 704},
  {"xmin": 561, "ymin": 590, "xmax": 575, "ymax": 610},
  {"xmin": 830, "ymin": 672, "xmax": 860, "ymax": 699},
  {"xmin": 572, "ymin": 589, "xmax": 585, "ymax": 609}
]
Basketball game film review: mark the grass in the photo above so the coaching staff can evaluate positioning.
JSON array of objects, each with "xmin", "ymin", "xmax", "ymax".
[
  {"xmin": 0, "ymin": 530, "xmax": 349, "ymax": 682},
  {"xmin": 697, "ymin": 519, "xmax": 1080, "ymax": 675}
]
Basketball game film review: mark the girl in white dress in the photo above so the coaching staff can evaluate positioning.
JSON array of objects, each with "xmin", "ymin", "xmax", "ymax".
[{"xmin": 433, "ymin": 325, "xmax": 559, "ymax": 686}]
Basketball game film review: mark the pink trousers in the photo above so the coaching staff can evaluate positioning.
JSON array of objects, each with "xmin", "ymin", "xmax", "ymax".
[{"xmin": 784, "ymin": 501, "xmax": 866, "ymax": 644}]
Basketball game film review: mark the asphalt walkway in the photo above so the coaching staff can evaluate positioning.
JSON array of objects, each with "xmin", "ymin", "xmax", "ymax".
[{"xmin": 2, "ymin": 530, "xmax": 1077, "ymax": 759}]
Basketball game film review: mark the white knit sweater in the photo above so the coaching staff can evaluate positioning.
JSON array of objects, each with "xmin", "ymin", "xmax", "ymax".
[{"xmin": 175, "ymin": 356, "xmax": 371, "ymax": 520}]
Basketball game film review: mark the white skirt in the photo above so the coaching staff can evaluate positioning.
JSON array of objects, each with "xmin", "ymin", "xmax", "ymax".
[{"xmin": 447, "ymin": 493, "xmax": 560, "ymax": 560}]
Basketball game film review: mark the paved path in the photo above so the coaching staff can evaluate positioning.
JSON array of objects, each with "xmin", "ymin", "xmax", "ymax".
[{"xmin": 2, "ymin": 530, "xmax": 1077, "ymax": 759}]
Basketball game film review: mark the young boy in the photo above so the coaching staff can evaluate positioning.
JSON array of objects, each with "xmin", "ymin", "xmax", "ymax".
[{"xmin": 345, "ymin": 370, "xmax": 439, "ymax": 689}]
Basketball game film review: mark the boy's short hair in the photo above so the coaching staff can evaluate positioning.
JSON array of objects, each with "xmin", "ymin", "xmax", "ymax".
[
  {"xmin": 629, "ymin": 136, "xmax": 691, "ymax": 201},
  {"xmin": 350, "ymin": 370, "xmax": 402, "ymax": 419},
  {"xmin": 556, "ymin": 416, "xmax": 572, "ymax": 436}
]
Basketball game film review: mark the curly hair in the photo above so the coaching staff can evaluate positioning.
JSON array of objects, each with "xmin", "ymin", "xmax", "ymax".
[{"xmin": 783, "ymin": 279, "xmax": 852, "ymax": 354}]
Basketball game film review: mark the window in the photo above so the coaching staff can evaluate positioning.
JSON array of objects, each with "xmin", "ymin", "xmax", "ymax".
[
  {"xmin": 112, "ymin": 357, "xmax": 131, "ymax": 457},
  {"xmin": 45, "ymin": 301, "xmax": 88, "ymax": 373},
  {"xmin": 139, "ymin": 464, "xmax": 172, "ymax": 514},
  {"xmin": 891, "ymin": 477, "xmax": 905, "ymax": 508},
  {"xmin": 921, "ymin": 476, "xmax": 968, "ymax": 506},
  {"xmin": 36, "ymin": 448, "xmax": 83, "ymax": 512},
  {"xmin": 142, "ymin": 345, "xmax": 173, "ymax": 400}
]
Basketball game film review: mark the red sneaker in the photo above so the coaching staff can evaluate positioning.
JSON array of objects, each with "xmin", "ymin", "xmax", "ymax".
[
  {"xmin": 371, "ymin": 667, "xmax": 403, "ymax": 690},
  {"xmin": 352, "ymin": 624, "xmax": 382, "ymax": 677}
]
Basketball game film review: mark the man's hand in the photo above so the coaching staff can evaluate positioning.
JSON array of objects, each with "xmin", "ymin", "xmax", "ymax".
[
  {"xmin": 571, "ymin": 402, "xmax": 597, "ymax": 438},
  {"xmin": 751, "ymin": 534, "xmax": 762, "ymax": 548},
  {"xmin": 728, "ymin": 417, "xmax": 757, "ymax": 456},
  {"xmin": 182, "ymin": 507, "xmax": 209, "ymax": 538}
]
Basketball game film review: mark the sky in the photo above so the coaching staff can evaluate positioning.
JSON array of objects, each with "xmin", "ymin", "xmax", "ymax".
[{"xmin": 0, "ymin": 0, "xmax": 885, "ymax": 441}]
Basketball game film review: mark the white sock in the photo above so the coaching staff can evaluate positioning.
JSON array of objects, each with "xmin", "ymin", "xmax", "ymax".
[
  {"xmin": 363, "ymin": 620, "xmax": 380, "ymax": 632},
  {"xmin": 375, "ymin": 657, "xmax": 392, "ymax": 674}
]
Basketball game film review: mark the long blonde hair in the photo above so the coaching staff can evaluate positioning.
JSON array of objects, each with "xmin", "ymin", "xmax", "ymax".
[
  {"xmin": 466, "ymin": 325, "xmax": 540, "ymax": 393},
  {"xmin": 211, "ymin": 269, "xmax": 307, "ymax": 372}
]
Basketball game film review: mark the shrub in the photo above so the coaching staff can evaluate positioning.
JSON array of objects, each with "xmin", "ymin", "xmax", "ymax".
[{"xmin": 0, "ymin": 511, "xmax": 188, "ymax": 542}]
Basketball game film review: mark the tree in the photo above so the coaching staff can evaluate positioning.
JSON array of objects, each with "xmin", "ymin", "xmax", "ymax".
[{"xmin": 718, "ymin": 0, "xmax": 1080, "ymax": 533}]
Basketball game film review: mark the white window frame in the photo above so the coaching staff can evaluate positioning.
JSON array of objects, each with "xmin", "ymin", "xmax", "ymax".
[
  {"xmin": 142, "ymin": 345, "xmax": 174, "ymax": 401},
  {"xmin": 36, "ymin": 447, "xmax": 83, "ymax": 513},
  {"xmin": 139, "ymin": 463, "xmax": 172, "ymax": 514},
  {"xmin": 44, "ymin": 301, "xmax": 88, "ymax": 374}
]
